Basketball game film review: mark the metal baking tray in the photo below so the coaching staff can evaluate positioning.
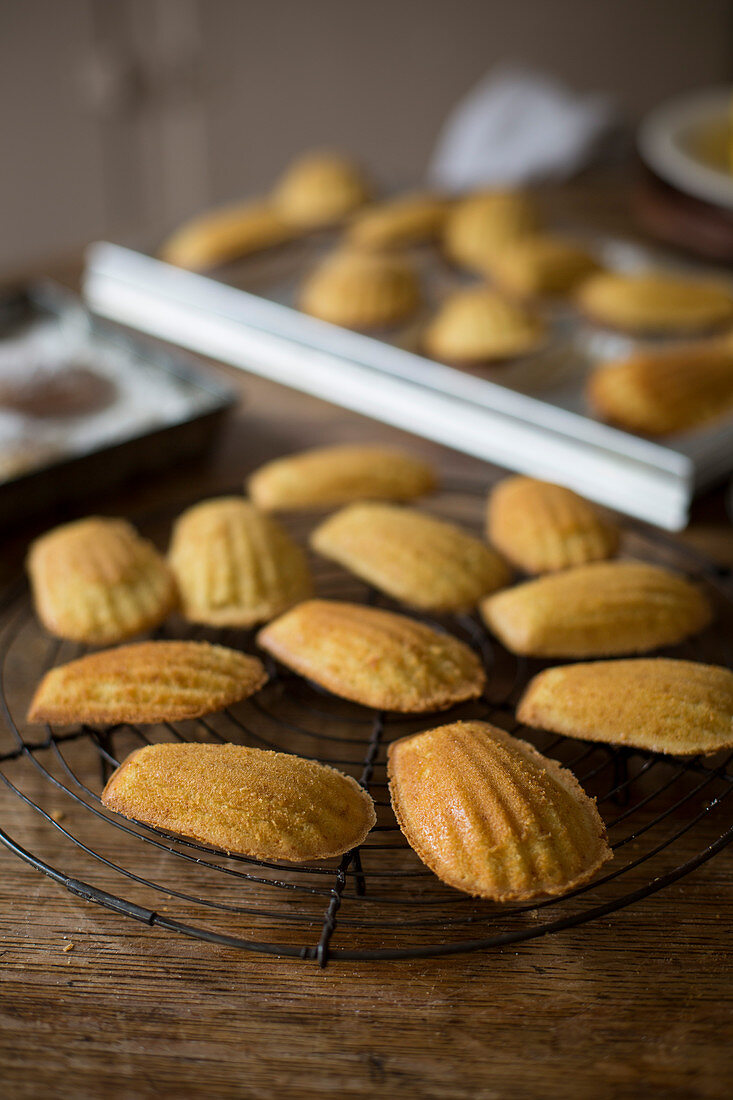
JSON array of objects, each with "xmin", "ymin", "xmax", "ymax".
[
  {"xmin": 83, "ymin": 237, "xmax": 733, "ymax": 530},
  {"xmin": 0, "ymin": 284, "xmax": 235, "ymax": 525}
]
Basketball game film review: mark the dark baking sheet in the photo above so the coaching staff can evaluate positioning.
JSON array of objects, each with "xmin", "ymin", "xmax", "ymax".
[{"xmin": 0, "ymin": 284, "xmax": 235, "ymax": 526}]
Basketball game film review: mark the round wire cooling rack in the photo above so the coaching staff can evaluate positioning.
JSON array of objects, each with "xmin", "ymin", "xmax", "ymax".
[{"xmin": 0, "ymin": 479, "xmax": 732, "ymax": 967}]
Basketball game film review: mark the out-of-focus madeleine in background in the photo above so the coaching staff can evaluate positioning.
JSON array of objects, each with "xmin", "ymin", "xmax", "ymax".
[
  {"xmin": 517, "ymin": 658, "xmax": 733, "ymax": 757},
  {"xmin": 27, "ymin": 517, "xmax": 177, "ymax": 645},
  {"xmin": 247, "ymin": 444, "xmax": 437, "ymax": 511},
  {"xmin": 575, "ymin": 271, "xmax": 733, "ymax": 334},
  {"xmin": 299, "ymin": 249, "xmax": 421, "ymax": 329},
  {"xmin": 28, "ymin": 641, "xmax": 267, "ymax": 726},
  {"xmin": 481, "ymin": 560, "xmax": 712, "ymax": 658},
  {"xmin": 311, "ymin": 502, "xmax": 511, "ymax": 611},
  {"xmin": 388, "ymin": 721, "xmax": 612, "ymax": 900},
  {"xmin": 423, "ymin": 286, "xmax": 546, "ymax": 365},
  {"xmin": 272, "ymin": 150, "xmax": 372, "ymax": 229},
  {"xmin": 169, "ymin": 497, "xmax": 313, "ymax": 627},
  {"xmin": 442, "ymin": 190, "xmax": 539, "ymax": 273},
  {"xmin": 159, "ymin": 199, "xmax": 294, "ymax": 270},
  {"xmin": 487, "ymin": 476, "xmax": 619, "ymax": 574},
  {"xmin": 102, "ymin": 742, "xmax": 376, "ymax": 862},
  {"xmin": 587, "ymin": 340, "xmax": 733, "ymax": 435},
  {"xmin": 257, "ymin": 599, "xmax": 485, "ymax": 712},
  {"xmin": 345, "ymin": 192, "xmax": 450, "ymax": 250},
  {"xmin": 489, "ymin": 235, "xmax": 601, "ymax": 299}
]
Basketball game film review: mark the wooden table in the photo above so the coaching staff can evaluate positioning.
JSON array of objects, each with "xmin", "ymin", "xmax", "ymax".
[{"xmin": 2, "ymin": 194, "xmax": 732, "ymax": 1099}]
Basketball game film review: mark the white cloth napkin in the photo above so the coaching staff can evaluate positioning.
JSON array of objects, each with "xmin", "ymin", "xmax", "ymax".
[{"xmin": 429, "ymin": 66, "xmax": 617, "ymax": 192}]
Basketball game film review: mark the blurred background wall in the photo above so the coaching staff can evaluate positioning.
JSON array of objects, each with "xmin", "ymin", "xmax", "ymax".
[{"xmin": 1, "ymin": 0, "xmax": 732, "ymax": 276}]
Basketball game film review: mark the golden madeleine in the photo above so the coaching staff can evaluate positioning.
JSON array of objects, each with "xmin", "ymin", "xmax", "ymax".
[
  {"xmin": 423, "ymin": 287, "xmax": 546, "ymax": 364},
  {"xmin": 311, "ymin": 502, "xmax": 510, "ymax": 611},
  {"xmin": 442, "ymin": 190, "xmax": 539, "ymax": 274},
  {"xmin": 28, "ymin": 641, "xmax": 267, "ymax": 726},
  {"xmin": 299, "ymin": 249, "xmax": 420, "ymax": 329},
  {"xmin": 159, "ymin": 199, "xmax": 293, "ymax": 270},
  {"xmin": 486, "ymin": 476, "xmax": 619, "ymax": 574},
  {"xmin": 489, "ymin": 235, "xmax": 601, "ymax": 299},
  {"xmin": 587, "ymin": 341, "xmax": 733, "ymax": 436},
  {"xmin": 576, "ymin": 271, "xmax": 733, "ymax": 335},
  {"xmin": 388, "ymin": 720, "xmax": 611, "ymax": 900},
  {"xmin": 518, "ymin": 658, "xmax": 733, "ymax": 757},
  {"xmin": 169, "ymin": 497, "xmax": 312, "ymax": 628},
  {"xmin": 27, "ymin": 517, "xmax": 177, "ymax": 645},
  {"xmin": 257, "ymin": 599, "xmax": 485, "ymax": 712},
  {"xmin": 247, "ymin": 445, "xmax": 437, "ymax": 511},
  {"xmin": 272, "ymin": 151, "xmax": 371, "ymax": 229},
  {"xmin": 102, "ymin": 742, "xmax": 376, "ymax": 861},
  {"xmin": 345, "ymin": 192, "xmax": 450, "ymax": 250},
  {"xmin": 481, "ymin": 561, "xmax": 711, "ymax": 658}
]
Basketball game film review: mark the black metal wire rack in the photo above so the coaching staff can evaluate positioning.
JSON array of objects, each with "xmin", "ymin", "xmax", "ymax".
[{"xmin": 1, "ymin": 480, "xmax": 731, "ymax": 967}]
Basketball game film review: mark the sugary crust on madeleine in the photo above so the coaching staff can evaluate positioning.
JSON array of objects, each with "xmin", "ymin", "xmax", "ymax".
[
  {"xmin": 257, "ymin": 599, "xmax": 485, "ymax": 712},
  {"xmin": 423, "ymin": 287, "xmax": 546, "ymax": 364},
  {"xmin": 587, "ymin": 341, "xmax": 733, "ymax": 436},
  {"xmin": 168, "ymin": 496, "xmax": 312, "ymax": 627},
  {"xmin": 28, "ymin": 641, "xmax": 267, "ymax": 726},
  {"xmin": 311, "ymin": 502, "xmax": 511, "ymax": 610},
  {"xmin": 247, "ymin": 445, "xmax": 437, "ymax": 511},
  {"xmin": 27, "ymin": 517, "xmax": 178, "ymax": 645},
  {"xmin": 486, "ymin": 476, "xmax": 619, "ymax": 574},
  {"xmin": 159, "ymin": 200, "xmax": 293, "ymax": 270},
  {"xmin": 388, "ymin": 720, "xmax": 611, "ymax": 900},
  {"xmin": 299, "ymin": 249, "xmax": 420, "ymax": 329},
  {"xmin": 489, "ymin": 235, "xmax": 601, "ymax": 299},
  {"xmin": 442, "ymin": 190, "xmax": 539, "ymax": 274},
  {"xmin": 102, "ymin": 742, "xmax": 376, "ymax": 861},
  {"xmin": 345, "ymin": 192, "xmax": 450, "ymax": 250},
  {"xmin": 480, "ymin": 560, "xmax": 712, "ymax": 658},
  {"xmin": 273, "ymin": 151, "xmax": 371, "ymax": 229},
  {"xmin": 517, "ymin": 658, "xmax": 733, "ymax": 757},
  {"xmin": 575, "ymin": 271, "xmax": 733, "ymax": 335}
]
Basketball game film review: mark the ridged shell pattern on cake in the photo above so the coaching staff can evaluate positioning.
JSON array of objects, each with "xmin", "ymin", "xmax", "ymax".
[
  {"xmin": 388, "ymin": 720, "xmax": 612, "ymax": 900},
  {"xmin": 168, "ymin": 497, "xmax": 313, "ymax": 627},
  {"xmin": 27, "ymin": 641, "xmax": 268, "ymax": 726},
  {"xmin": 27, "ymin": 517, "xmax": 178, "ymax": 645},
  {"xmin": 486, "ymin": 476, "xmax": 619, "ymax": 574}
]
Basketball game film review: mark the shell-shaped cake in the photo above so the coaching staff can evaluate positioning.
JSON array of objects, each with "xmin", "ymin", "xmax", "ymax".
[
  {"xmin": 442, "ymin": 190, "xmax": 539, "ymax": 273},
  {"xmin": 346, "ymin": 192, "xmax": 450, "ymax": 250},
  {"xmin": 423, "ymin": 287, "xmax": 546, "ymax": 365},
  {"xmin": 27, "ymin": 517, "xmax": 178, "ymax": 645},
  {"xmin": 481, "ymin": 561, "xmax": 712, "ymax": 657},
  {"xmin": 388, "ymin": 720, "xmax": 612, "ymax": 900},
  {"xmin": 168, "ymin": 497, "xmax": 313, "ymax": 627},
  {"xmin": 299, "ymin": 249, "xmax": 420, "ymax": 329},
  {"xmin": 489, "ymin": 235, "xmax": 601, "ymax": 299},
  {"xmin": 576, "ymin": 271, "xmax": 733, "ymax": 335},
  {"xmin": 587, "ymin": 341, "xmax": 733, "ymax": 436},
  {"xmin": 518, "ymin": 658, "xmax": 733, "ymax": 757},
  {"xmin": 311, "ymin": 502, "xmax": 511, "ymax": 611},
  {"xmin": 159, "ymin": 199, "xmax": 293, "ymax": 270},
  {"xmin": 247, "ymin": 445, "xmax": 436, "ymax": 511},
  {"xmin": 102, "ymin": 742, "xmax": 376, "ymax": 861},
  {"xmin": 272, "ymin": 150, "xmax": 371, "ymax": 229},
  {"xmin": 486, "ymin": 476, "xmax": 619, "ymax": 574},
  {"xmin": 257, "ymin": 599, "xmax": 485, "ymax": 712},
  {"xmin": 27, "ymin": 641, "xmax": 268, "ymax": 726}
]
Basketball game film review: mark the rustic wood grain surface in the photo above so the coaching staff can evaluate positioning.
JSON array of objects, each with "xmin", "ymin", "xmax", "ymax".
[{"xmin": 2, "ymin": 179, "xmax": 732, "ymax": 1099}]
